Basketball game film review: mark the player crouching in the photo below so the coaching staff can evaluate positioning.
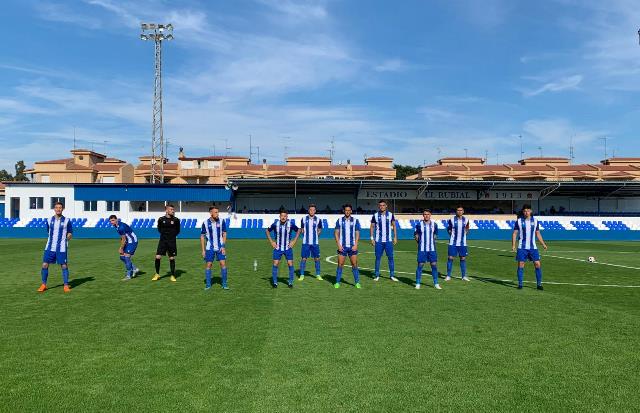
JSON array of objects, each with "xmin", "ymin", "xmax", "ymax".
[{"xmin": 109, "ymin": 215, "xmax": 140, "ymax": 280}]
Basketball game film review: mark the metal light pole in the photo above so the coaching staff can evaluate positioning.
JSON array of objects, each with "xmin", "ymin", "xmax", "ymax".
[{"xmin": 140, "ymin": 23, "xmax": 173, "ymax": 184}]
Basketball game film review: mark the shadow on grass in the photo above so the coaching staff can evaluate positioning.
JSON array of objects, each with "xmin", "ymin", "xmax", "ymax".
[
  {"xmin": 359, "ymin": 269, "xmax": 377, "ymax": 279},
  {"xmin": 260, "ymin": 276, "xmax": 292, "ymax": 287},
  {"xmin": 473, "ymin": 275, "xmax": 518, "ymax": 289},
  {"xmin": 50, "ymin": 276, "xmax": 95, "ymax": 289},
  {"xmin": 161, "ymin": 269, "xmax": 186, "ymax": 280}
]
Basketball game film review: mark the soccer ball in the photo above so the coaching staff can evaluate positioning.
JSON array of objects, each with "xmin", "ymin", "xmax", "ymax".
[{"xmin": 587, "ymin": 256, "xmax": 596, "ymax": 263}]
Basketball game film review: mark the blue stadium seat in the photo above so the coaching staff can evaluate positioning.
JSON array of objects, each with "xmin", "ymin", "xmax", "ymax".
[
  {"xmin": 571, "ymin": 220, "xmax": 598, "ymax": 231},
  {"xmin": 602, "ymin": 220, "xmax": 630, "ymax": 231}
]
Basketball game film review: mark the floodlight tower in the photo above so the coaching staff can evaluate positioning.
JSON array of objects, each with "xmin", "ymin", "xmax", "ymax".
[{"xmin": 140, "ymin": 23, "xmax": 174, "ymax": 184}]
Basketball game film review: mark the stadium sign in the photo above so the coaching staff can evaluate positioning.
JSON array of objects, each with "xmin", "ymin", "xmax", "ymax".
[
  {"xmin": 358, "ymin": 189, "xmax": 540, "ymax": 200},
  {"xmin": 420, "ymin": 190, "xmax": 476, "ymax": 200},
  {"xmin": 479, "ymin": 190, "xmax": 540, "ymax": 200},
  {"xmin": 358, "ymin": 189, "xmax": 417, "ymax": 199}
]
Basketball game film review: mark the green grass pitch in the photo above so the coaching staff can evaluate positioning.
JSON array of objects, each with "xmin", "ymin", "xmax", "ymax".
[{"xmin": 1, "ymin": 238, "xmax": 638, "ymax": 412}]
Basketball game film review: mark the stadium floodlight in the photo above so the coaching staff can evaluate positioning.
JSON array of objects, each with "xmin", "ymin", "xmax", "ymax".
[
  {"xmin": 638, "ymin": 28, "xmax": 640, "ymax": 44},
  {"xmin": 140, "ymin": 22, "xmax": 174, "ymax": 184}
]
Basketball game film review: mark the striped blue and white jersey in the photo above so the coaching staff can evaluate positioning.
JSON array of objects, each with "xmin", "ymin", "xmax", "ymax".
[
  {"xmin": 201, "ymin": 218, "xmax": 227, "ymax": 252},
  {"xmin": 371, "ymin": 211, "xmax": 396, "ymax": 243},
  {"xmin": 301, "ymin": 215, "xmax": 323, "ymax": 245},
  {"xmin": 335, "ymin": 216, "xmax": 361, "ymax": 248},
  {"xmin": 415, "ymin": 220, "xmax": 438, "ymax": 252},
  {"xmin": 268, "ymin": 219, "xmax": 299, "ymax": 251},
  {"xmin": 447, "ymin": 216, "xmax": 468, "ymax": 247},
  {"xmin": 45, "ymin": 215, "xmax": 73, "ymax": 253},
  {"xmin": 515, "ymin": 217, "xmax": 540, "ymax": 250},
  {"xmin": 116, "ymin": 222, "xmax": 138, "ymax": 245}
]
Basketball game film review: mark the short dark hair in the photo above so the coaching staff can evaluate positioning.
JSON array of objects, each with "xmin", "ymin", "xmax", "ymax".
[
  {"xmin": 279, "ymin": 208, "xmax": 288, "ymax": 214},
  {"xmin": 343, "ymin": 203, "xmax": 353, "ymax": 210},
  {"xmin": 209, "ymin": 205, "xmax": 218, "ymax": 211},
  {"xmin": 456, "ymin": 205, "xmax": 464, "ymax": 210},
  {"xmin": 53, "ymin": 201, "xmax": 64, "ymax": 208},
  {"xmin": 308, "ymin": 203, "xmax": 316, "ymax": 209},
  {"xmin": 522, "ymin": 204, "xmax": 532, "ymax": 210},
  {"xmin": 423, "ymin": 208, "xmax": 431, "ymax": 213},
  {"xmin": 166, "ymin": 204, "xmax": 175, "ymax": 209},
  {"xmin": 378, "ymin": 200, "xmax": 387, "ymax": 204},
  {"xmin": 108, "ymin": 214, "xmax": 118, "ymax": 220}
]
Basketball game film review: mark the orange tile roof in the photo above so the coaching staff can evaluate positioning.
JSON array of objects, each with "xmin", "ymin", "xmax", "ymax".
[{"xmin": 34, "ymin": 158, "xmax": 72, "ymax": 164}]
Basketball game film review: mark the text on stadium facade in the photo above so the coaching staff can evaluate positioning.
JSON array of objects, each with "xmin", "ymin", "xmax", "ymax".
[{"xmin": 358, "ymin": 189, "xmax": 540, "ymax": 200}]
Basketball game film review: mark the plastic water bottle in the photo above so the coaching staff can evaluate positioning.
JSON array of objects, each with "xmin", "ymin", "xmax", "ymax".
[{"xmin": 253, "ymin": 259, "xmax": 258, "ymax": 272}]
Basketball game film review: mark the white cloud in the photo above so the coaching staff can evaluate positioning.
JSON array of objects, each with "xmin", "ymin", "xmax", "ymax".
[
  {"xmin": 37, "ymin": 2, "xmax": 102, "ymax": 29},
  {"xmin": 522, "ymin": 118, "xmax": 604, "ymax": 159},
  {"xmin": 374, "ymin": 59, "xmax": 411, "ymax": 73},
  {"xmin": 256, "ymin": 0, "xmax": 328, "ymax": 21},
  {"xmin": 522, "ymin": 75, "xmax": 583, "ymax": 97}
]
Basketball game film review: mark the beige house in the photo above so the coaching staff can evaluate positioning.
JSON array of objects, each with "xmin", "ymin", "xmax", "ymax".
[
  {"xmin": 408, "ymin": 157, "xmax": 640, "ymax": 181},
  {"xmin": 25, "ymin": 149, "xmax": 134, "ymax": 183},
  {"xmin": 134, "ymin": 151, "xmax": 396, "ymax": 183}
]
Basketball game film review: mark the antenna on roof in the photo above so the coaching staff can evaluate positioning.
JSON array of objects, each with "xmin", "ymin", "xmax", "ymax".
[
  {"xmin": 73, "ymin": 126, "xmax": 77, "ymax": 150},
  {"xmin": 537, "ymin": 146, "xmax": 543, "ymax": 157},
  {"xmin": 249, "ymin": 134, "xmax": 258, "ymax": 163},
  {"xmin": 224, "ymin": 138, "xmax": 231, "ymax": 157},
  {"xmin": 328, "ymin": 137, "xmax": 335, "ymax": 163},
  {"xmin": 599, "ymin": 136, "xmax": 609, "ymax": 159},
  {"xmin": 569, "ymin": 135, "xmax": 575, "ymax": 163}
]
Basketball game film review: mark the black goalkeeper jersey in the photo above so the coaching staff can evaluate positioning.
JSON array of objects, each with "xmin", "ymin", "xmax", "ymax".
[{"xmin": 157, "ymin": 215, "xmax": 181, "ymax": 240}]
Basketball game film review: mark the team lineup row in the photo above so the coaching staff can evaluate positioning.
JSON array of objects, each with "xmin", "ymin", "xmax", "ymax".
[{"xmin": 36, "ymin": 200, "xmax": 548, "ymax": 293}]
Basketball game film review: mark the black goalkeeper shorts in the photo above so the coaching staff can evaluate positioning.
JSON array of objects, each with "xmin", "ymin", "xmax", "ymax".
[{"xmin": 156, "ymin": 239, "xmax": 177, "ymax": 257}]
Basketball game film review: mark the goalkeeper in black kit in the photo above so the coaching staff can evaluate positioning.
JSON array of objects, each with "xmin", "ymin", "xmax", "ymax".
[{"xmin": 152, "ymin": 204, "xmax": 181, "ymax": 282}]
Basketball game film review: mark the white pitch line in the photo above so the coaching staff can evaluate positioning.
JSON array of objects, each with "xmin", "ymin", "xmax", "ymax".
[
  {"xmin": 466, "ymin": 244, "xmax": 640, "ymax": 271},
  {"xmin": 544, "ymin": 251, "xmax": 637, "ymax": 254},
  {"xmin": 324, "ymin": 251, "xmax": 640, "ymax": 288}
]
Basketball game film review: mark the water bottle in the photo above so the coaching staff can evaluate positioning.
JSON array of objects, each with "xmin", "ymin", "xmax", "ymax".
[{"xmin": 253, "ymin": 259, "xmax": 258, "ymax": 272}]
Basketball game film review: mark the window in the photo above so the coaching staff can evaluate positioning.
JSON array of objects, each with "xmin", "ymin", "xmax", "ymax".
[
  {"xmin": 41, "ymin": 175, "xmax": 50, "ymax": 183},
  {"xmin": 83, "ymin": 200, "xmax": 98, "ymax": 212},
  {"xmin": 106, "ymin": 201, "xmax": 120, "ymax": 211},
  {"xmin": 50, "ymin": 197, "xmax": 65, "ymax": 208},
  {"xmin": 102, "ymin": 176, "xmax": 115, "ymax": 183},
  {"xmin": 29, "ymin": 197, "xmax": 44, "ymax": 209}
]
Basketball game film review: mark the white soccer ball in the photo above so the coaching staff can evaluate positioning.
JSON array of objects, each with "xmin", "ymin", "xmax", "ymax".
[{"xmin": 587, "ymin": 256, "xmax": 596, "ymax": 263}]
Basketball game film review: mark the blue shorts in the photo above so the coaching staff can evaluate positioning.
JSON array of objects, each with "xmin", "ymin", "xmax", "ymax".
[
  {"xmin": 417, "ymin": 251, "xmax": 438, "ymax": 263},
  {"xmin": 448, "ymin": 245, "xmax": 468, "ymax": 257},
  {"xmin": 338, "ymin": 247, "xmax": 358, "ymax": 257},
  {"xmin": 43, "ymin": 250, "xmax": 68, "ymax": 265},
  {"xmin": 123, "ymin": 242, "xmax": 138, "ymax": 256},
  {"xmin": 374, "ymin": 241, "xmax": 394, "ymax": 258},
  {"xmin": 273, "ymin": 249, "xmax": 294, "ymax": 261},
  {"xmin": 205, "ymin": 250, "xmax": 226, "ymax": 262},
  {"xmin": 301, "ymin": 244, "xmax": 320, "ymax": 259},
  {"xmin": 516, "ymin": 248, "xmax": 540, "ymax": 262}
]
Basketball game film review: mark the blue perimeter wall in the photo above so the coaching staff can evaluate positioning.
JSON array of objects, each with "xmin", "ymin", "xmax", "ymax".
[{"xmin": 2, "ymin": 228, "xmax": 640, "ymax": 241}]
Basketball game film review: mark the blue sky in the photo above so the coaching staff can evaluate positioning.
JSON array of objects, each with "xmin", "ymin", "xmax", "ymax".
[{"xmin": 1, "ymin": 0, "xmax": 640, "ymax": 170}]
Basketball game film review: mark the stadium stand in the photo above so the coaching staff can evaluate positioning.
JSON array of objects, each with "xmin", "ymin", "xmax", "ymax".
[
  {"xmin": 602, "ymin": 220, "xmax": 631, "ymax": 231},
  {"xmin": 474, "ymin": 219, "xmax": 500, "ymax": 230},
  {"xmin": 570, "ymin": 220, "xmax": 599, "ymax": 231},
  {"xmin": 0, "ymin": 218, "xmax": 19, "ymax": 228}
]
